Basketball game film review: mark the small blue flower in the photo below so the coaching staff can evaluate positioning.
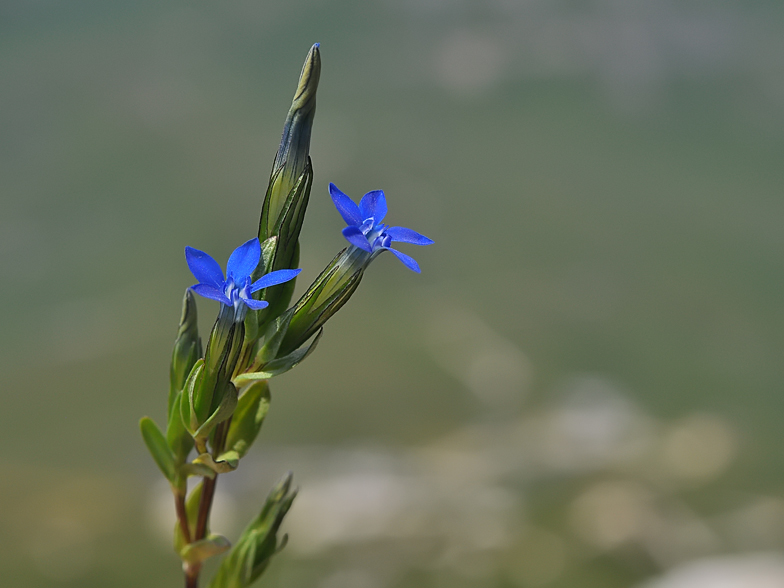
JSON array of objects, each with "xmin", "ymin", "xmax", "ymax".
[
  {"xmin": 185, "ymin": 238, "xmax": 301, "ymax": 320},
  {"xmin": 329, "ymin": 183, "xmax": 434, "ymax": 272}
]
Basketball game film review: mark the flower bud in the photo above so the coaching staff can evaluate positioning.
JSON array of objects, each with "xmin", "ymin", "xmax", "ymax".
[
  {"xmin": 169, "ymin": 290, "xmax": 202, "ymax": 417},
  {"xmin": 250, "ymin": 44, "xmax": 320, "ymax": 327},
  {"xmin": 207, "ymin": 472, "xmax": 296, "ymax": 588},
  {"xmin": 258, "ymin": 43, "xmax": 320, "ymax": 244}
]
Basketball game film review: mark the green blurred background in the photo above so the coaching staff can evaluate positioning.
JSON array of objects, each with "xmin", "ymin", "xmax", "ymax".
[{"xmin": 3, "ymin": 1, "xmax": 784, "ymax": 587}]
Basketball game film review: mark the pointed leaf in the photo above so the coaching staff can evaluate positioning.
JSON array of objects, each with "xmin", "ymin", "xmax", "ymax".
[
  {"xmin": 180, "ymin": 534, "xmax": 231, "ymax": 565},
  {"xmin": 193, "ymin": 451, "xmax": 240, "ymax": 474},
  {"xmin": 234, "ymin": 328, "xmax": 322, "ymax": 386},
  {"xmin": 225, "ymin": 381, "xmax": 271, "ymax": 458},
  {"xmin": 181, "ymin": 359, "xmax": 205, "ymax": 434},
  {"xmin": 166, "ymin": 390, "xmax": 194, "ymax": 463},
  {"xmin": 194, "ymin": 382, "xmax": 239, "ymax": 444},
  {"xmin": 180, "ymin": 462, "xmax": 217, "ymax": 479},
  {"xmin": 140, "ymin": 417, "xmax": 176, "ymax": 483},
  {"xmin": 254, "ymin": 310, "xmax": 294, "ymax": 367}
]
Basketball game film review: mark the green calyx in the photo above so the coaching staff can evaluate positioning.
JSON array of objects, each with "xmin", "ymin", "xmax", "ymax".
[{"xmin": 278, "ymin": 247, "xmax": 367, "ymax": 356}]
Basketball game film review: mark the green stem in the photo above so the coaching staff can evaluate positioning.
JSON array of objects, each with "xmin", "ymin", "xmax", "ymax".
[
  {"xmin": 195, "ymin": 419, "xmax": 230, "ymax": 537},
  {"xmin": 174, "ymin": 489, "xmax": 192, "ymax": 544}
]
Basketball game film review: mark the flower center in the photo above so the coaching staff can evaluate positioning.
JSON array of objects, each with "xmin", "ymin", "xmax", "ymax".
[
  {"xmin": 361, "ymin": 218, "xmax": 389, "ymax": 251},
  {"xmin": 224, "ymin": 275, "xmax": 252, "ymax": 321}
]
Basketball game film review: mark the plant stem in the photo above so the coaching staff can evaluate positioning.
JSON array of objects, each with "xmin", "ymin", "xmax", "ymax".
[
  {"xmin": 174, "ymin": 491, "xmax": 192, "ymax": 544},
  {"xmin": 189, "ymin": 417, "xmax": 233, "ymax": 587},
  {"xmin": 175, "ymin": 488, "xmax": 199, "ymax": 587},
  {"xmin": 185, "ymin": 565, "xmax": 200, "ymax": 588},
  {"xmin": 195, "ymin": 476, "xmax": 217, "ymax": 542}
]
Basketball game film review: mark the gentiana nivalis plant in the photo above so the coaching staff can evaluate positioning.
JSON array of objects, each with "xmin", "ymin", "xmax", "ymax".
[{"xmin": 138, "ymin": 43, "xmax": 433, "ymax": 588}]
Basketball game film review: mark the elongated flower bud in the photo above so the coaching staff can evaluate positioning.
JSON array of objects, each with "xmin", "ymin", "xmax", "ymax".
[
  {"xmin": 169, "ymin": 290, "xmax": 202, "ymax": 418},
  {"xmin": 251, "ymin": 44, "xmax": 320, "ymax": 328},
  {"xmin": 207, "ymin": 472, "xmax": 296, "ymax": 588},
  {"xmin": 258, "ymin": 43, "xmax": 320, "ymax": 244}
]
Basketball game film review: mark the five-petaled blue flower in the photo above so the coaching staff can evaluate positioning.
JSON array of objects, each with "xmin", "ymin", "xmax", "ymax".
[
  {"xmin": 185, "ymin": 238, "xmax": 300, "ymax": 320},
  {"xmin": 329, "ymin": 183, "xmax": 434, "ymax": 272}
]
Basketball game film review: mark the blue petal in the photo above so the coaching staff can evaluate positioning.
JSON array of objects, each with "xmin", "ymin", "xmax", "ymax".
[
  {"xmin": 387, "ymin": 247, "xmax": 421, "ymax": 272},
  {"xmin": 191, "ymin": 283, "xmax": 232, "ymax": 305},
  {"xmin": 359, "ymin": 190, "xmax": 387, "ymax": 223},
  {"xmin": 329, "ymin": 183, "xmax": 362, "ymax": 226},
  {"xmin": 226, "ymin": 238, "xmax": 261, "ymax": 281},
  {"xmin": 342, "ymin": 226, "xmax": 372, "ymax": 252},
  {"xmin": 385, "ymin": 226, "xmax": 434, "ymax": 246},
  {"xmin": 241, "ymin": 296, "xmax": 269, "ymax": 310},
  {"xmin": 250, "ymin": 268, "xmax": 302, "ymax": 292},
  {"xmin": 185, "ymin": 247, "xmax": 224, "ymax": 287}
]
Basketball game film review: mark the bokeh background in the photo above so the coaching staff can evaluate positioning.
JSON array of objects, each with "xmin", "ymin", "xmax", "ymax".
[{"xmin": 3, "ymin": 1, "xmax": 784, "ymax": 587}]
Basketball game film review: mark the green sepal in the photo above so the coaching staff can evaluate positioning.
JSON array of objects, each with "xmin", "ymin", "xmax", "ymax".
[
  {"xmin": 180, "ymin": 534, "xmax": 231, "ymax": 565},
  {"xmin": 140, "ymin": 417, "xmax": 176, "ymax": 483},
  {"xmin": 207, "ymin": 472, "xmax": 297, "ymax": 588},
  {"xmin": 279, "ymin": 247, "xmax": 366, "ymax": 356},
  {"xmin": 167, "ymin": 389, "xmax": 194, "ymax": 463},
  {"xmin": 234, "ymin": 328, "xmax": 322, "ymax": 386},
  {"xmin": 225, "ymin": 381, "xmax": 270, "ymax": 459},
  {"xmin": 193, "ymin": 382, "xmax": 239, "ymax": 447},
  {"xmin": 198, "ymin": 310, "xmax": 241, "ymax": 422},
  {"xmin": 193, "ymin": 451, "xmax": 240, "ymax": 474}
]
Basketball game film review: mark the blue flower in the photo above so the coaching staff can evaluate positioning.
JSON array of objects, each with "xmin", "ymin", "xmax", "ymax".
[
  {"xmin": 185, "ymin": 238, "xmax": 301, "ymax": 320},
  {"xmin": 329, "ymin": 183, "xmax": 434, "ymax": 272}
]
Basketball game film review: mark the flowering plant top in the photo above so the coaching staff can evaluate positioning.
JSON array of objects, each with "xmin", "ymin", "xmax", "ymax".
[
  {"xmin": 329, "ymin": 183, "xmax": 434, "ymax": 272},
  {"xmin": 186, "ymin": 237, "xmax": 300, "ymax": 320},
  {"xmin": 140, "ymin": 45, "xmax": 435, "ymax": 588}
]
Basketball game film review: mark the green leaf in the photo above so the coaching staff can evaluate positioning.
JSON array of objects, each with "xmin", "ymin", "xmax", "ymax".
[
  {"xmin": 180, "ymin": 462, "xmax": 217, "ymax": 479},
  {"xmin": 167, "ymin": 389, "xmax": 194, "ymax": 463},
  {"xmin": 225, "ymin": 381, "xmax": 271, "ymax": 459},
  {"xmin": 193, "ymin": 451, "xmax": 240, "ymax": 474},
  {"xmin": 140, "ymin": 417, "xmax": 176, "ymax": 483},
  {"xmin": 233, "ymin": 328, "xmax": 322, "ymax": 387},
  {"xmin": 253, "ymin": 311, "xmax": 293, "ymax": 367},
  {"xmin": 194, "ymin": 381, "xmax": 239, "ymax": 445},
  {"xmin": 181, "ymin": 359, "xmax": 205, "ymax": 434},
  {"xmin": 180, "ymin": 534, "xmax": 231, "ymax": 565},
  {"xmin": 267, "ymin": 327, "xmax": 322, "ymax": 370}
]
